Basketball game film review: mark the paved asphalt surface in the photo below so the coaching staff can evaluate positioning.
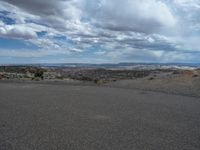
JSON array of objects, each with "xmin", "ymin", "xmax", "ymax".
[{"xmin": 0, "ymin": 82, "xmax": 200, "ymax": 150}]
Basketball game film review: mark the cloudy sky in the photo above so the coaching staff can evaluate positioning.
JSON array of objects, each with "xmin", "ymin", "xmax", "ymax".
[{"xmin": 0, "ymin": 0, "xmax": 200, "ymax": 64}]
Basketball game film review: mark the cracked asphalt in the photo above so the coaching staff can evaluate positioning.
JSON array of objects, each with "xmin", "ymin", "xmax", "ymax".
[{"xmin": 0, "ymin": 82, "xmax": 200, "ymax": 150}]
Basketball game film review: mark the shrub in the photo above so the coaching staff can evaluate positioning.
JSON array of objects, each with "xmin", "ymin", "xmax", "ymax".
[
  {"xmin": 149, "ymin": 77, "xmax": 154, "ymax": 80},
  {"xmin": 192, "ymin": 74, "xmax": 198, "ymax": 78},
  {"xmin": 34, "ymin": 70, "xmax": 44, "ymax": 79}
]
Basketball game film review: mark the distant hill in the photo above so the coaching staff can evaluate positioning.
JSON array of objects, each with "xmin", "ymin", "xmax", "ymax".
[{"xmin": 1, "ymin": 63, "xmax": 200, "ymax": 70}]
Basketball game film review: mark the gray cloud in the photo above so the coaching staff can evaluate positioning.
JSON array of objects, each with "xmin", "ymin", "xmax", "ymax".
[
  {"xmin": 1, "ymin": 0, "xmax": 176, "ymax": 33},
  {"xmin": 0, "ymin": 20, "xmax": 47, "ymax": 39},
  {"xmin": 0, "ymin": 0, "xmax": 200, "ymax": 62},
  {"xmin": 82, "ymin": 0, "xmax": 176, "ymax": 33},
  {"xmin": 3, "ymin": 0, "xmax": 69, "ymax": 16}
]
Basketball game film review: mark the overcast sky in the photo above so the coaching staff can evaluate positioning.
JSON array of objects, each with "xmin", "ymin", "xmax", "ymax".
[{"xmin": 0, "ymin": 0, "xmax": 200, "ymax": 64}]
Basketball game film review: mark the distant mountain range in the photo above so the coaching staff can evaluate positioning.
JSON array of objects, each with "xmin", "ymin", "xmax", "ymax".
[
  {"xmin": 40, "ymin": 63, "xmax": 200, "ymax": 70},
  {"xmin": 1, "ymin": 63, "xmax": 200, "ymax": 70}
]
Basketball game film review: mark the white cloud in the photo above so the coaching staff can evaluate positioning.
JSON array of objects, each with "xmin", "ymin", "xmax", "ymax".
[
  {"xmin": 174, "ymin": 0, "xmax": 200, "ymax": 9},
  {"xmin": 0, "ymin": 0, "xmax": 200, "ymax": 62},
  {"xmin": 29, "ymin": 39, "xmax": 60, "ymax": 49},
  {"xmin": 0, "ymin": 22, "xmax": 37, "ymax": 39},
  {"xmin": 82, "ymin": 0, "xmax": 176, "ymax": 33}
]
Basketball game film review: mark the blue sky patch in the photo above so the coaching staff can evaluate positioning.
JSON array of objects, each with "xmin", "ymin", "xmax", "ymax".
[
  {"xmin": 0, "ymin": 38, "xmax": 39, "ymax": 50},
  {"xmin": 0, "ymin": 11, "xmax": 15, "ymax": 25}
]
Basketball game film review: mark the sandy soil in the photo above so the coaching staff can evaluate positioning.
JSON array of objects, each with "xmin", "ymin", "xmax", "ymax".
[{"xmin": 105, "ymin": 70, "xmax": 200, "ymax": 97}]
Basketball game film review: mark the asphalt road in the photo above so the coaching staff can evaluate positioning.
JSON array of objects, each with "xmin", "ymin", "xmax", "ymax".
[{"xmin": 0, "ymin": 82, "xmax": 200, "ymax": 150}]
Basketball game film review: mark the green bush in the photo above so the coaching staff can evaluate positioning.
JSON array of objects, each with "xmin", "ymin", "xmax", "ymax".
[{"xmin": 34, "ymin": 70, "xmax": 44, "ymax": 79}]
